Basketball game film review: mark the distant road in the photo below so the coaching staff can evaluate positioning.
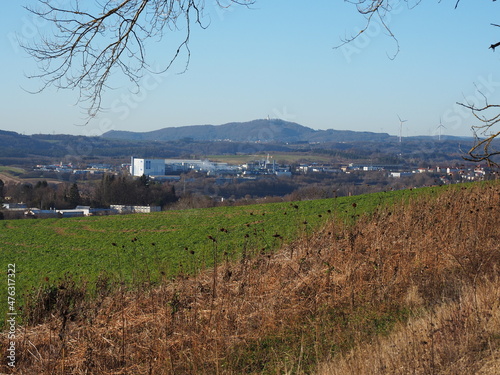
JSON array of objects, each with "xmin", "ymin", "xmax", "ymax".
[
  {"xmin": 0, "ymin": 172, "xmax": 64, "ymax": 185},
  {"xmin": 0, "ymin": 172, "xmax": 21, "ymax": 184}
]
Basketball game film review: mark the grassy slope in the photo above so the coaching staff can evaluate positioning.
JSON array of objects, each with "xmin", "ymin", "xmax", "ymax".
[
  {"xmin": 0, "ymin": 167, "xmax": 25, "ymax": 175},
  {"xmin": 2, "ymin": 182, "xmax": 500, "ymax": 374},
  {"xmin": 319, "ymin": 277, "xmax": 500, "ymax": 375},
  {"xmin": 0, "ymin": 189, "xmax": 414, "ymax": 309}
]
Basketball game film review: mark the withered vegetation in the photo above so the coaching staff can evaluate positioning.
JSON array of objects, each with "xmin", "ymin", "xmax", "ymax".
[{"xmin": 2, "ymin": 183, "xmax": 500, "ymax": 374}]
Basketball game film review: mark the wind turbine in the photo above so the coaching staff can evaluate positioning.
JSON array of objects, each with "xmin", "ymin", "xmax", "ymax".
[
  {"xmin": 397, "ymin": 115, "xmax": 408, "ymax": 143},
  {"xmin": 437, "ymin": 119, "xmax": 446, "ymax": 141}
]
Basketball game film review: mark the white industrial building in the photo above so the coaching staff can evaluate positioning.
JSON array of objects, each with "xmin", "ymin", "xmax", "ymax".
[
  {"xmin": 110, "ymin": 205, "xmax": 161, "ymax": 214},
  {"xmin": 130, "ymin": 157, "xmax": 235, "ymax": 177},
  {"xmin": 130, "ymin": 157, "xmax": 166, "ymax": 177}
]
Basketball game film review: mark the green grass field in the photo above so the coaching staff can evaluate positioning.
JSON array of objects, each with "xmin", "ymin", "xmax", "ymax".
[
  {"xmin": 0, "ymin": 187, "xmax": 433, "ymax": 318},
  {"xmin": 0, "ymin": 166, "xmax": 25, "ymax": 175}
]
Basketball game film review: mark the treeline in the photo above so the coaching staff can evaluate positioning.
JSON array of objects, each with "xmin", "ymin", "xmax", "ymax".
[
  {"xmin": 0, "ymin": 174, "xmax": 177, "ymax": 213},
  {"xmin": 168, "ymin": 170, "xmax": 447, "ymax": 210},
  {"xmin": 1, "ymin": 180, "xmax": 79, "ymax": 211},
  {"xmin": 91, "ymin": 174, "xmax": 177, "ymax": 207}
]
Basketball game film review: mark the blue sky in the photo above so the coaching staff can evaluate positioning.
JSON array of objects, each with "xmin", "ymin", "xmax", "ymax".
[{"xmin": 2, "ymin": 1, "xmax": 500, "ymax": 137}]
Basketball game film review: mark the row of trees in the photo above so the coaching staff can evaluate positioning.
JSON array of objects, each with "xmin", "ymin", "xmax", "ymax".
[
  {"xmin": 168, "ymin": 169, "xmax": 459, "ymax": 209},
  {"xmin": 1, "ymin": 175, "xmax": 177, "ymax": 213},
  {"xmin": 0, "ymin": 180, "xmax": 79, "ymax": 219},
  {"xmin": 92, "ymin": 174, "xmax": 177, "ymax": 207}
]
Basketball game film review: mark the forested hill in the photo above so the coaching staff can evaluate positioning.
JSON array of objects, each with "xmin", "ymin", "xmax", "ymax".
[
  {"xmin": 0, "ymin": 130, "xmax": 64, "ymax": 158},
  {"xmin": 101, "ymin": 119, "xmax": 393, "ymax": 143},
  {"xmin": 0, "ymin": 124, "xmax": 472, "ymax": 163}
]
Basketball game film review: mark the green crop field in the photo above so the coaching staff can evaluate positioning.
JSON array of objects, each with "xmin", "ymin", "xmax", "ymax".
[{"xmin": 0, "ymin": 187, "xmax": 435, "ymax": 320}]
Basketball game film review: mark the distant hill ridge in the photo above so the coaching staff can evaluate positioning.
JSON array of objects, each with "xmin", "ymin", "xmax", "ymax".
[{"xmin": 101, "ymin": 119, "xmax": 393, "ymax": 143}]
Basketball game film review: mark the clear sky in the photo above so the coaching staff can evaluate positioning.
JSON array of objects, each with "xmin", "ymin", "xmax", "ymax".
[{"xmin": 1, "ymin": 1, "xmax": 500, "ymax": 138}]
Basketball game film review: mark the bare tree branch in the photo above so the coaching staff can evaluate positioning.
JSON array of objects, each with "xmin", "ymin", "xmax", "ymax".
[
  {"xmin": 22, "ymin": 0, "xmax": 254, "ymax": 122},
  {"xmin": 458, "ymin": 88, "xmax": 500, "ymax": 166},
  {"xmin": 489, "ymin": 42, "xmax": 500, "ymax": 51},
  {"xmin": 334, "ymin": 0, "xmax": 402, "ymax": 59},
  {"xmin": 342, "ymin": 0, "xmax": 500, "ymax": 166}
]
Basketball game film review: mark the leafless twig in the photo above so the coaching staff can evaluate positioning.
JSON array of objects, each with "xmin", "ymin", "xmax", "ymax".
[
  {"xmin": 341, "ymin": 0, "xmax": 500, "ymax": 166},
  {"xmin": 458, "ymin": 89, "xmax": 500, "ymax": 166},
  {"xmin": 22, "ymin": 0, "xmax": 254, "ymax": 122}
]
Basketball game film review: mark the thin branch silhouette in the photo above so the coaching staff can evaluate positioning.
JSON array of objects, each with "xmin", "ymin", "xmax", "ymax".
[{"xmin": 22, "ymin": 0, "xmax": 254, "ymax": 122}]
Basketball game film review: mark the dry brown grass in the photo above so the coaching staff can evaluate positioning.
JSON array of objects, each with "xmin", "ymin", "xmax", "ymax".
[
  {"xmin": 318, "ymin": 276, "xmax": 500, "ymax": 375},
  {"xmin": 2, "ymin": 183, "xmax": 500, "ymax": 374}
]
